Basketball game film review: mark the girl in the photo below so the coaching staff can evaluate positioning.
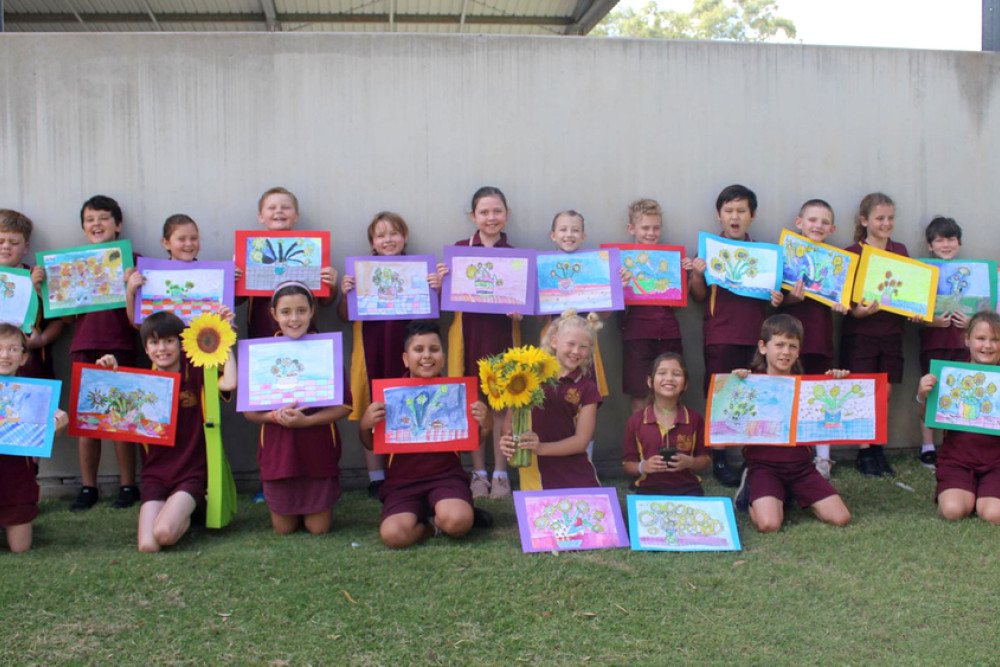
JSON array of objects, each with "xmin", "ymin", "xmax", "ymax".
[
  {"xmin": 841, "ymin": 193, "xmax": 909, "ymax": 478},
  {"xmin": 917, "ymin": 311, "xmax": 1000, "ymax": 524},
  {"xmin": 441, "ymin": 187, "xmax": 521, "ymax": 499},
  {"xmin": 243, "ymin": 282, "xmax": 352, "ymax": 535},
  {"xmin": 622, "ymin": 353, "xmax": 709, "ymax": 496},
  {"xmin": 126, "ymin": 214, "xmax": 200, "ymax": 324},
  {"xmin": 734, "ymin": 314, "xmax": 851, "ymax": 532},
  {"xmin": 498, "ymin": 310, "xmax": 602, "ymax": 490},
  {"xmin": 339, "ymin": 212, "xmax": 442, "ymax": 498},
  {"xmin": 96, "ymin": 310, "xmax": 237, "ymax": 552}
]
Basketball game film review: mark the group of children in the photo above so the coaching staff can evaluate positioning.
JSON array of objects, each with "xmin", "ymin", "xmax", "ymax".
[{"xmin": 1, "ymin": 180, "xmax": 998, "ymax": 553}]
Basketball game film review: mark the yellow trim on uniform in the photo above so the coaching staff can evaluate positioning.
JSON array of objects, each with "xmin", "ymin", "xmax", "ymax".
[
  {"xmin": 593, "ymin": 339, "xmax": 609, "ymax": 397},
  {"xmin": 512, "ymin": 318, "xmax": 521, "ymax": 347},
  {"xmin": 348, "ymin": 321, "xmax": 370, "ymax": 421},
  {"xmin": 709, "ymin": 284, "xmax": 717, "ymax": 317},
  {"xmin": 447, "ymin": 313, "xmax": 464, "ymax": 377},
  {"xmin": 519, "ymin": 451, "xmax": 542, "ymax": 491}
]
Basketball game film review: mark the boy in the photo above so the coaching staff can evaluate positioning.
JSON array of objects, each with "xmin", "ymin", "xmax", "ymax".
[
  {"xmin": 688, "ymin": 185, "xmax": 783, "ymax": 487},
  {"xmin": 360, "ymin": 321, "xmax": 492, "ymax": 549}
]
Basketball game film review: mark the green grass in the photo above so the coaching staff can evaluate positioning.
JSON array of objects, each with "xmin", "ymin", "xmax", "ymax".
[{"xmin": 3, "ymin": 456, "xmax": 1000, "ymax": 666}]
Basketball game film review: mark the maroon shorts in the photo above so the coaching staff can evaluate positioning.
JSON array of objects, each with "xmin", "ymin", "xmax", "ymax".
[
  {"xmin": 748, "ymin": 460, "xmax": 838, "ymax": 508},
  {"xmin": 935, "ymin": 462, "xmax": 1000, "ymax": 500},
  {"xmin": 380, "ymin": 472, "xmax": 472, "ymax": 522},
  {"xmin": 800, "ymin": 354, "xmax": 833, "ymax": 376},
  {"xmin": 629, "ymin": 483, "xmax": 704, "ymax": 497},
  {"xmin": 0, "ymin": 503, "xmax": 38, "ymax": 527},
  {"xmin": 920, "ymin": 347, "xmax": 970, "ymax": 377},
  {"xmin": 840, "ymin": 335, "xmax": 904, "ymax": 383},
  {"xmin": 622, "ymin": 338, "xmax": 684, "ymax": 397},
  {"xmin": 70, "ymin": 349, "xmax": 138, "ymax": 367},
  {"xmin": 703, "ymin": 344, "xmax": 757, "ymax": 395},
  {"xmin": 141, "ymin": 477, "xmax": 207, "ymax": 506},
  {"xmin": 263, "ymin": 476, "xmax": 341, "ymax": 516}
]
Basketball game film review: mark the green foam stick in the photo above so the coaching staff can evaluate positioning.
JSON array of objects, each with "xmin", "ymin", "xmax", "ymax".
[{"xmin": 204, "ymin": 365, "xmax": 237, "ymax": 529}]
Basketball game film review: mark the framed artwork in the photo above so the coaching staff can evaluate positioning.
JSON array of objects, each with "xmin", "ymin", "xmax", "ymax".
[
  {"xmin": 779, "ymin": 230, "xmax": 859, "ymax": 309},
  {"xmin": 37, "ymin": 240, "xmax": 133, "ymax": 317},
  {"xmin": 795, "ymin": 374, "xmax": 888, "ymax": 445},
  {"xmin": 134, "ymin": 258, "xmax": 235, "ymax": 325},
  {"xmin": 236, "ymin": 332, "xmax": 344, "ymax": 412},
  {"xmin": 513, "ymin": 488, "xmax": 629, "ymax": 553},
  {"xmin": 853, "ymin": 245, "xmax": 938, "ymax": 321},
  {"xmin": 345, "ymin": 255, "xmax": 438, "ymax": 321},
  {"xmin": 626, "ymin": 496, "xmax": 741, "ymax": 552},
  {"xmin": 601, "ymin": 243, "xmax": 687, "ymax": 307},
  {"xmin": 68, "ymin": 363, "xmax": 180, "ymax": 447},
  {"xmin": 0, "ymin": 376, "xmax": 61, "ymax": 458},
  {"xmin": 440, "ymin": 246, "xmax": 536, "ymax": 316},
  {"xmin": 0, "ymin": 266, "xmax": 39, "ymax": 334},
  {"xmin": 698, "ymin": 232, "xmax": 783, "ymax": 301},
  {"xmin": 372, "ymin": 377, "xmax": 478, "ymax": 454},
  {"xmin": 926, "ymin": 360, "xmax": 1000, "ymax": 436},
  {"xmin": 922, "ymin": 259, "xmax": 997, "ymax": 318},
  {"xmin": 535, "ymin": 249, "xmax": 625, "ymax": 314},
  {"xmin": 706, "ymin": 374, "xmax": 798, "ymax": 447},
  {"xmin": 234, "ymin": 230, "xmax": 331, "ymax": 297}
]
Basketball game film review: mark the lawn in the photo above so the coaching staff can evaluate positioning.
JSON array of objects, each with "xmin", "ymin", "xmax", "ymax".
[{"xmin": 2, "ymin": 456, "xmax": 999, "ymax": 666}]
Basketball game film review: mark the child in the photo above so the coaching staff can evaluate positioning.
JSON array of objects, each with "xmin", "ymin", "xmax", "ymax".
[
  {"xmin": 498, "ymin": 310, "xmax": 602, "ymax": 490},
  {"xmin": 125, "ymin": 214, "xmax": 201, "ymax": 324},
  {"xmin": 732, "ymin": 314, "xmax": 852, "ymax": 532},
  {"xmin": 618, "ymin": 199, "xmax": 684, "ymax": 415},
  {"xmin": 779, "ymin": 199, "xmax": 848, "ymax": 480},
  {"xmin": 688, "ymin": 185, "xmax": 783, "ymax": 487},
  {"xmin": 31, "ymin": 195, "xmax": 140, "ymax": 511},
  {"xmin": 360, "ymin": 320, "xmax": 493, "ymax": 548},
  {"xmin": 622, "ymin": 353, "xmax": 709, "ymax": 496},
  {"xmin": 442, "ymin": 186, "xmax": 521, "ymax": 499},
  {"xmin": 917, "ymin": 311, "xmax": 1000, "ymax": 524},
  {"xmin": 0, "ymin": 324, "xmax": 69, "ymax": 552},
  {"xmin": 243, "ymin": 282, "xmax": 352, "ymax": 535},
  {"xmin": 917, "ymin": 216, "xmax": 969, "ymax": 469},
  {"xmin": 339, "ymin": 212, "xmax": 442, "ymax": 498},
  {"xmin": 0, "ymin": 209, "xmax": 65, "ymax": 380},
  {"xmin": 95, "ymin": 310, "xmax": 237, "ymax": 552},
  {"xmin": 840, "ymin": 193, "xmax": 908, "ymax": 477}
]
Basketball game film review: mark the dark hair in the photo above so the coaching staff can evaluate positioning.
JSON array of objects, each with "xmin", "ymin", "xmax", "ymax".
[
  {"xmin": 644, "ymin": 352, "xmax": 688, "ymax": 407},
  {"xmin": 470, "ymin": 186, "xmax": 508, "ymax": 212},
  {"xmin": 139, "ymin": 311, "xmax": 185, "ymax": 346},
  {"xmin": 716, "ymin": 185, "xmax": 757, "ymax": 215},
  {"xmin": 853, "ymin": 192, "xmax": 894, "ymax": 243},
  {"xmin": 966, "ymin": 311, "xmax": 1000, "ymax": 343},
  {"xmin": 0, "ymin": 209, "xmax": 33, "ymax": 241},
  {"xmin": 551, "ymin": 210, "xmax": 585, "ymax": 232},
  {"xmin": 404, "ymin": 320, "xmax": 442, "ymax": 350},
  {"xmin": 162, "ymin": 214, "xmax": 198, "ymax": 241},
  {"xmin": 798, "ymin": 199, "xmax": 834, "ymax": 222},
  {"xmin": 80, "ymin": 195, "xmax": 123, "ymax": 227},
  {"xmin": 0, "ymin": 323, "xmax": 27, "ymax": 348},
  {"xmin": 270, "ymin": 282, "xmax": 315, "ymax": 310},
  {"xmin": 924, "ymin": 216, "xmax": 962, "ymax": 245},
  {"xmin": 367, "ymin": 212, "xmax": 409, "ymax": 250},
  {"xmin": 750, "ymin": 314, "xmax": 804, "ymax": 374}
]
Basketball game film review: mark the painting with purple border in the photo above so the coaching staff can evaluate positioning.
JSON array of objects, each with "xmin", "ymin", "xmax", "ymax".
[
  {"xmin": 536, "ymin": 249, "xmax": 625, "ymax": 315},
  {"xmin": 236, "ymin": 332, "xmax": 344, "ymax": 412},
  {"xmin": 513, "ymin": 488, "xmax": 629, "ymax": 553},
  {"xmin": 134, "ymin": 258, "xmax": 235, "ymax": 325},
  {"xmin": 440, "ymin": 246, "xmax": 536, "ymax": 316},
  {"xmin": 345, "ymin": 255, "xmax": 438, "ymax": 321}
]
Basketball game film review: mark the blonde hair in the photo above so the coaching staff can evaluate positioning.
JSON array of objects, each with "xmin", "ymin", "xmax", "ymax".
[
  {"xmin": 0, "ymin": 209, "xmax": 33, "ymax": 241},
  {"xmin": 542, "ymin": 309, "xmax": 602, "ymax": 375},
  {"xmin": 627, "ymin": 199, "xmax": 662, "ymax": 225},
  {"xmin": 258, "ymin": 186, "xmax": 299, "ymax": 213}
]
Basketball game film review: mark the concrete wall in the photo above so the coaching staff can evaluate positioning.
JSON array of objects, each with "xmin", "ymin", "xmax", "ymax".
[{"xmin": 2, "ymin": 33, "xmax": 1000, "ymax": 491}]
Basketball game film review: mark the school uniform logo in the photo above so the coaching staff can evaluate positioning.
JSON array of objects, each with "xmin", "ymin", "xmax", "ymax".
[
  {"xmin": 676, "ymin": 433, "xmax": 695, "ymax": 453},
  {"xmin": 564, "ymin": 388, "xmax": 581, "ymax": 406},
  {"xmin": 179, "ymin": 390, "xmax": 198, "ymax": 408}
]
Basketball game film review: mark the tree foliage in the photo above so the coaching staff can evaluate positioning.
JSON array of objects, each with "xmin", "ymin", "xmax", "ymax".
[{"xmin": 592, "ymin": 0, "xmax": 797, "ymax": 42}]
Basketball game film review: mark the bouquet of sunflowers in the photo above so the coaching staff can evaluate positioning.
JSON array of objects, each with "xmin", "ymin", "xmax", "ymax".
[{"xmin": 478, "ymin": 345, "xmax": 560, "ymax": 468}]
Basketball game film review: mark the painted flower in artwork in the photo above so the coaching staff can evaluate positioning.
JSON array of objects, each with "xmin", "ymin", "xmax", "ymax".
[{"xmin": 182, "ymin": 313, "xmax": 236, "ymax": 368}]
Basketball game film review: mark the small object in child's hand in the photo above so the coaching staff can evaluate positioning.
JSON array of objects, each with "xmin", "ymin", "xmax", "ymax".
[{"xmin": 659, "ymin": 447, "xmax": 677, "ymax": 462}]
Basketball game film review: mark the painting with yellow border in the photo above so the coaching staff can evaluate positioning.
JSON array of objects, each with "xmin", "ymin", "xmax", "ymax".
[
  {"xmin": 779, "ymin": 230, "xmax": 859, "ymax": 310},
  {"xmin": 852, "ymin": 245, "xmax": 938, "ymax": 321}
]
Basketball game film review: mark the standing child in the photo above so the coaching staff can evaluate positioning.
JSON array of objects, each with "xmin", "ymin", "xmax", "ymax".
[
  {"xmin": 243, "ymin": 282, "xmax": 352, "ymax": 535},
  {"xmin": 0, "ymin": 324, "xmax": 69, "ymax": 552},
  {"xmin": 339, "ymin": 212, "xmax": 442, "ymax": 498},
  {"xmin": 125, "ymin": 214, "xmax": 202, "ymax": 324},
  {"xmin": 732, "ymin": 315, "xmax": 852, "ymax": 532},
  {"xmin": 780, "ymin": 199, "xmax": 849, "ymax": 480},
  {"xmin": 840, "ymin": 193, "xmax": 908, "ymax": 477},
  {"xmin": 95, "ymin": 310, "xmax": 237, "ymax": 552},
  {"xmin": 917, "ymin": 311, "xmax": 1000, "ymax": 524},
  {"xmin": 622, "ymin": 353, "xmax": 709, "ymax": 496},
  {"xmin": 688, "ymin": 185, "xmax": 784, "ymax": 487},
  {"xmin": 360, "ymin": 321, "xmax": 493, "ymax": 548},
  {"xmin": 916, "ymin": 216, "xmax": 969, "ymax": 469},
  {"xmin": 498, "ymin": 310, "xmax": 603, "ymax": 490}
]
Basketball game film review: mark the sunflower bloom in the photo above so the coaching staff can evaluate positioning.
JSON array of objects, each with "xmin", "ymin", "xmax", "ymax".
[
  {"xmin": 182, "ymin": 313, "xmax": 236, "ymax": 368},
  {"xmin": 478, "ymin": 359, "xmax": 507, "ymax": 411},
  {"xmin": 502, "ymin": 365, "xmax": 540, "ymax": 408}
]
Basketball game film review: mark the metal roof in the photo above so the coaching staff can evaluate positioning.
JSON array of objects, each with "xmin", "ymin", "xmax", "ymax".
[{"xmin": 2, "ymin": 0, "xmax": 619, "ymax": 35}]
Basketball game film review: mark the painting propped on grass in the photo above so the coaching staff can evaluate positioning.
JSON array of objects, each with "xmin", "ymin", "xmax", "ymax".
[
  {"xmin": 627, "ymin": 495, "xmax": 741, "ymax": 551},
  {"xmin": 513, "ymin": 488, "xmax": 629, "ymax": 553}
]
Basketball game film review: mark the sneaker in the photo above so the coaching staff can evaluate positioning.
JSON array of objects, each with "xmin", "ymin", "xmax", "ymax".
[
  {"xmin": 470, "ymin": 473, "xmax": 490, "ymax": 498},
  {"xmin": 873, "ymin": 446, "xmax": 895, "ymax": 477},
  {"xmin": 734, "ymin": 468, "xmax": 750, "ymax": 513},
  {"xmin": 712, "ymin": 458, "xmax": 742, "ymax": 488},
  {"xmin": 253, "ymin": 488, "xmax": 265, "ymax": 503},
  {"xmin": 489, "ymin": 475, "xmax": 511, "ymax": 499},
  {"xmin": 472, "ymin": 506, "xmax": 494, "ymax": 528},
  {"xmin": 855, "ymin": 448, "xmax": 882, "ymax": 478},
  {"xmin": 367, "ymin": 479, "xmax": 384, "ymax": 499},
  {"xmin": 70, "ymin": 486, "xmax": 99, "ymax": 513},
  {"xmin": 112, "ymin": 485, "xmax": 140, "ymax": 509},
  {"xmin": 919, "ymin": 449, "xmax": 937, "ymax": 469},
  {"xmin": 815, "ymin": 457, "xmax": 833, "ymax": 481}
]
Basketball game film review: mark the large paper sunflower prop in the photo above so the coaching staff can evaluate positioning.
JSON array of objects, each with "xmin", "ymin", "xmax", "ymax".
[{"xmin": 182, "ymin": 313, "xmax": 236, "ymax": 368}]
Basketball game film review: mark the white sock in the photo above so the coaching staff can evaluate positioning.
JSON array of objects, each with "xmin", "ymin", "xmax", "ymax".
[
  {"xmin": 368, "ymin": 470, "xmax": 385, "ymax": 482},
  {"xmin": 492, "ymin": 471, "xmax": 509, "ymax": 480},
  {"xmin": 815, "ymin": 445, "xmax": 831, "ymax": 459},
  {"xmin": 474, "ymin": 469, "xmax": 488, "ymax": 479},
  {"xmin": 921, "ymin": 444, "xmax": 936, "ymax": 453}
]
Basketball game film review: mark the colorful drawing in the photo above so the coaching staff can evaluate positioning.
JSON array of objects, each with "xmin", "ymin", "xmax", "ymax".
[
  {"xmin": 68, "ymin": 363, "xmax": 180, "ymax": 447},
  {"xmin": 779, "ymin": 230, "xmax": 859, "ymax": 309},
  {"xmin": 234, "ymin": 231, "xmax": 331, "ymax": 297},
  {"xmin": 0, "ymin": 266, "xmax": 39, "ymax": 334},
  {"xmin": 441, "ymin": 246, "xmax": 536, "ymax": 315},
  {"xmin": 134, "ymin": 258, "xmax": 235, "ymax": 325},
  {"xmin": 0, "ymin": 376, "xmax": 61, "ymax": 458},
  {"xmin": 236, "ymin": 333, "xmax": 344, "ymax": 411},
  {"xmin": 796, "ymin": 375, "xmax": 888, "ymax": 445},
  {"xmin": 601, "ymin": 243, "xmax": 687, "ymax": 307},
  {"xmin": 853, "ymin": 245, "xmax": 938, "ymax": 321},
  {"xmin": 926, "ymin": 360, "xmax": 1000, "ymax": 436},
  {"xmin": 536, "ymin": 249, "xmax": 625, "ymax": 314},
  {"xmin": 627, "ymin": 496, "xmax": 741, "ymax": 552},
  {"xmin": 372, "ymin": 377, "xmax": 478, "ymax": 454},
  {"xmin": 706, "ymin": 374, "xmax": 798, "ymax": 446},
  {"xmin": 513, "ymin": 488, "xmax": 629, "ymax": 553},
  {"xmin": 346, "ymin": 255, "xmax": 438, "ymax": 321},
  {"xmin": 922, "ymin": 259, "xmax": 997, "ymax": 318},
  {"xmin": 37, "ymin": 240, "xmax": 133, "ymax": 317},
  {"xmin": 698, "ymin": 233, "xmax": 782, "ymax": 301}
]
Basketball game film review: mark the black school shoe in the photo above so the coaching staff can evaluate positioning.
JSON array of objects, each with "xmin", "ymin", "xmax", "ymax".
[
  {"xmin": 472, "ymin": 507, "xmax": 494, "ymax": 529},
  {"xmin": 69, "ymin": 486, "xmax": 99, "ymax": 513},
  {"xmin": 112, "ymin": 485, "xmax": 141, "ymax": 509},
  {"xmin": 367, "ymin": 479, "xmax": 384, "ymax": 499},
  {"xmin": 855, "ymin": 448, "xmax": 882, "ymax": 478},
  {"xmin": 919, "ymin": 449, "xmax": 937, "ymax": 469},
  {"xmin": 712, "ymin": 450, "xmax": 742, "ymax": 488},
  {"xmin": 872, "ymin": 446, "xmax": 895, "ymax": 477}
]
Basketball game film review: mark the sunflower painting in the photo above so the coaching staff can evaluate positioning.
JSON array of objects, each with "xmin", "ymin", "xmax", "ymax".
[
  {"xmin": 37, "ymin": 240, "xmax": 134, "ymax": 317},
  {"xmin": 779, "ymin": 230, "xmax": 859, "ymax": 310},
  {"xmin": 699, "ymin": 232, "xmax": 783, "ymax": 302}
]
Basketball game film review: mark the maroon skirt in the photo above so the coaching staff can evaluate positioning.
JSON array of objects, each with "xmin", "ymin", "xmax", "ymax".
[{"xmin": 263, "ymin": 476, "xmax": 341, "ymax": 516}]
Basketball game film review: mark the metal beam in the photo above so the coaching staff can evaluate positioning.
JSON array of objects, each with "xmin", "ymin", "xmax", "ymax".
[
  {"xmin": 1, "ymin": 0, "xmax": 5, "ymax": 33},
  {"xmin": 458, "ymin": 0, "xmax": 469, "ymax": 32},
  {"xmin": 260, "ymin": 0, "xmax": 280, "ymax": 31},
  {"xmin": 136, "ymin": 0, "xmax": 162, "ymax": 31},
  {"xmin": 566, "ymin": 0, "xmax": 619, "ymax": 35},
  {"xmin": 4, "ymin": 12, "xmax": 577, "ymax": 26},
  {"xmin": 986, "ymin": 0, "xmax": 1000, "ymax": 51}
]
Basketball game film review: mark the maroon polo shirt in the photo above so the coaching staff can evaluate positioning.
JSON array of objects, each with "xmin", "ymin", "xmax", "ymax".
[
  {"xmin": 361, "ymin": 319, "xmax": 408, "ymax": 384},
  {"xmin": 919, "ymin": 322, "xmax": 966, "ymax": 351},
  {"xmin": 531, "ymin": 369, "xmax": 602, "ymax": 489},
  {"xmin": 141, "ymin": 357, "xmax": 208, "ymax": 491},
  {"xmin": 701, "ymin": 236, "xmax": 768, "ymax": 347},
  {"xmin": 622, "ymin": 405, "xmax": 706, "ymax": 492},
  {"xmin": 621, "ymin": 305, "xmax": 682, "ymax": 341},
  {"xmin": 781, "ymin": 298, "xmax": 834, "ymax": 357},
  {"xmin": 454, "ymin": 231, "xmax": 515, "ymax": 367},
  {"xmin": 842, "ymin": 240, "xmax": 909, "ymax": 339},
  {"xmin": 939, "ymin": 429, "xmax": 1000, "ymax": 469}
]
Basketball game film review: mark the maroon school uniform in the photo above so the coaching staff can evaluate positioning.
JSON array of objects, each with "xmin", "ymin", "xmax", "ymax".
[
  {"xmin": 743, "ymin": 444, "xmax": 838, "ymax": 508},
  {"xmin": 841, "ymin": 240, "xmax": 909, "ymax": 339},
  {"xmin": 361, "ymin": 320, "xmax": 408, "ymax": 385},
  {"xmin": 919, "ymin": 324, "xmax": 969, "ymax": 376},
  {"xmin": 935, "ymin": 429, "xmax": 1000, "ymax": 500},
  {"xmin": 0, "ymin": 455, "xmax": 38, "ymax": 526},
  {"xmin": 620, "ymin": 306, "xmax": 684, "ymax": 397},
  {"xmin": 17, "ymin": 263, "xmax": 56, "ymax": 379},
  {"xmin": 622, "ymin": 405, "xmax": 706, "ymax": 496},
  {"xmin": 246, "ymin": 296, "xmax": 321, "ymax": 340},
  {"xmin": 70, "ymin": 252, "xmax": 140, "ymax": 362}
]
